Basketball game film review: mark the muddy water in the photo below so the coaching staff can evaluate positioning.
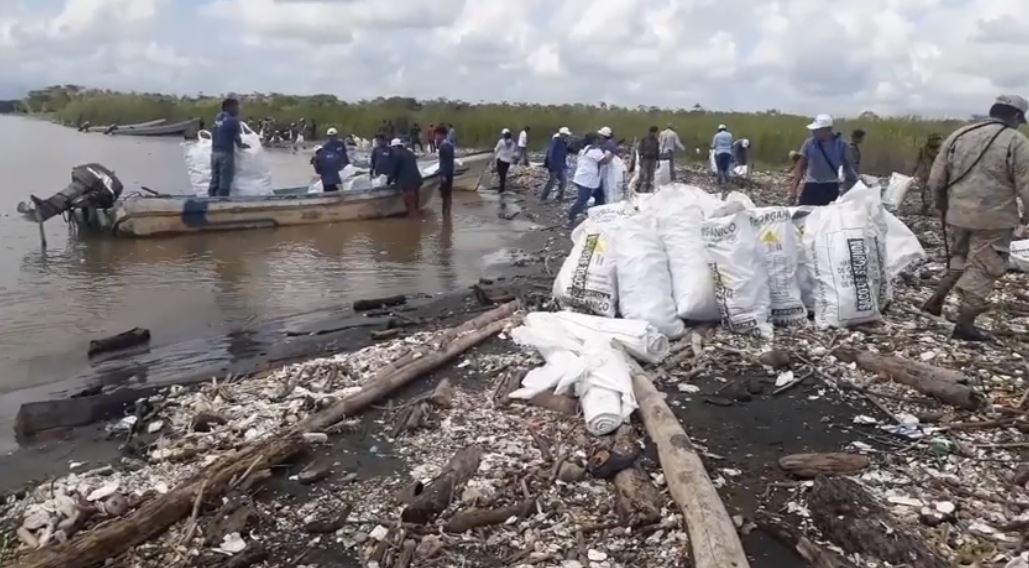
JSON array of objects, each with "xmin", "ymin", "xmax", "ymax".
[{"xmin": 0, "ymin": 115, "xmax": 530, "ymax": 452}]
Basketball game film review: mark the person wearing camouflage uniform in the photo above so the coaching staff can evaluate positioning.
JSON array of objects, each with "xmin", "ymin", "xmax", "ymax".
[
  {"xmin": 912, "ymin": 133, "xmax": 943, "ymax": 213},
  {"xmin": 923, "ymin": 95, "xmax": 1029, "ymax": 341}
]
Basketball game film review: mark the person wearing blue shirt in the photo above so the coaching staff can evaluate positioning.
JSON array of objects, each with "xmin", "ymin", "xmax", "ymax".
[
  {"xmin": 711, "ymin": 124, "xmax": 734, "ymax": 186},
  {"xmin": 447, "ymin": 124, "xmax": 457, "ymax": 147},
  {"xmin": 387, "ymin": 139, "xmax": 423, "ymax": 217},
  {"xmin": 435, "ymin": 125, "xmax": 456, "ymax": 214},
  {"xmin": 322, "ymin": 127, "xmax": 350, "ymax": 169},
  {"xmin": 540, "ymin": 127, "xmax": 571, "ymax": 202},
  {"xmin": 208, "ymin": 98, "xmax": 250, "ymax": 197},
  {"xmin": 789, "ymin": 114, "xmax": 858, "ymax": 206},
  {"xmin": 370, "ymin": 135, "xmax": 393, "ymax": 178},
  {"xmin": 311, "ymin": 144, "xmax": 345, "ymax": 192}
]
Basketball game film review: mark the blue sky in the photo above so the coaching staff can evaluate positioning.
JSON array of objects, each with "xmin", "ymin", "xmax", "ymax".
[{"xmin": 1, "ymin": 0, "xmax": 1027, "ymax": 117}]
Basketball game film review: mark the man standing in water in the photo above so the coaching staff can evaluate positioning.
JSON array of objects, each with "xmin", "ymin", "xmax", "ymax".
[
  {"xmin": 435, "ymin": 125, "xmax": 455, "ymax": 214},
  {"xmin": 922, "ymin": 95, "xmax": 1029, "ymax": 341},
  {"xmin": 387, "ymin": 139, "xmax": 423, "ymax": 217},
  {"xmin": 209, "ymin": 98, "xmax": 250, "ymax": 197}
]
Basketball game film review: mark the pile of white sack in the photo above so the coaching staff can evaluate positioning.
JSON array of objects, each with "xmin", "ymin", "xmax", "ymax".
[
  {"xmin": 184, "ymin": 122, "xmax": 274, "ymax": 197},
  {"xmin": 552, "ymin": 182, "xmax": 927, "ymax": 337},
  {"xmin": 507, "ymin": 312, "xmax": 670, "ymax": 435},
  {"xmin": 307, "ymin": 165, "xmax": 388, "ymax": 194}
]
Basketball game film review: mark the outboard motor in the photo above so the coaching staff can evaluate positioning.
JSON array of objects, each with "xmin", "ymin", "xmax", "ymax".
[{"xmin": 29, "ymin": 163, "xmax": 124, "ymax": 222}]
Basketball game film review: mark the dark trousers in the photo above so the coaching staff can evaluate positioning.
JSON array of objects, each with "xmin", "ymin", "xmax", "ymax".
[
  {"xmin": 568, "ymin": 183, "xmax": 598, "ymax": 222},
  {"xmin": 715, "ymin": 152, "xmax": 732, "ymax": 184},
  {"xmin": 208, "ymin": 151, "xmax": 235, "ymax": 197},
  {"xmin": 541, "ymin": 168, "xmax": 567, "ymax": 201},
  {"xmin": 323, "ymin": 183, "xmax": 339, "ymax": 192},
  {"xmin": 638, "ymin": 158, "xmax": 657, "ymax": 193},
  {"xmin": 496, "ymin": 160, "xmax": 511, "ymax": 192},
  {"xmin": 440, "ymin": 175, "xmax": 453, "ymax": 213},
  {"xmin": 518, "ymin": 147, "xmax": 529, "ymax": 165},
  {"xmin": 411, "ymin": 138, "xmax": 423, "ymax": 152},
  {"xmin": 798, "ymin": 182, "xmax": 841, "ymax": 206},
  {"xmin": 667, "ymin": 154, "xmax": 676, "ymax": 181}
]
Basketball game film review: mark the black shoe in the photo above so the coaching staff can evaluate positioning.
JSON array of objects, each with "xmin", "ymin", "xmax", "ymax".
[
  {"xmin": 922, "ymin": 297, "xmax": 945, "ymax": 317},
  {"xmin": 952, "ymin": 324, "xmax": 993, "ymax": 342}
]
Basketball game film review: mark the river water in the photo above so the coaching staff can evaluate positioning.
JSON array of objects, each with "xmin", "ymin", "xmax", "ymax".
[{"xmin": 0, "ymin": 115, "xmax": 530, "ymax": 452}]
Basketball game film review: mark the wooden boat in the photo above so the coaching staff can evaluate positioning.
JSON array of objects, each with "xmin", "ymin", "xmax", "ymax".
[
  {"xmin": 109, "ymin": 118, "xmax": 201, "ymax": 137},
  {"xmin": 84, "ymin": 118, "xmax": 166, "ymax": 134}
]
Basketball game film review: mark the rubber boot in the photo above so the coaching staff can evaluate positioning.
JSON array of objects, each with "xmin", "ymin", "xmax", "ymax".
[
  {"xmin": 921, "ymin": 272, "xmax": 961, "ymax": 316},
  {"xmin": 952, "ymin": 304, "xmax": 992, "ymax": 342}
]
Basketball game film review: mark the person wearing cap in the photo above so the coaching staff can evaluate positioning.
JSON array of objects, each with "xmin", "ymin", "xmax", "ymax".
[
  {"xmin": 311, "ymin": 141, "xmax": 345, "ymax": 193},
  {"xmin": 847, "ymin": 129, "xmax": 866, "ymax": 178},
  {"xmin": 208, "ymin": 97, "xmax": 250, "ymax": 197},
  {"xmin": 493, "ymin": 129, "xmax": 517, "ymax": 193},
  {"xmin": 370, "ymin": 134, "xmax": 393, "ymax": 178},
  {"xmin": 435, "ymin": 125, "xmax": 455, "ymax": 214},
  {"xmin": 659, "ymin": 123, "xmax": 686, "ymax": 181},
  {"xmin": 541, "ymin": 127, "xmax": 572, "ymax": 201},
  {"xmin": 568, "ymin": 132, "xmax": 612, "ymax": 225},
  {"xmin": 637, "ymin": 126, "xmax": 661, "ymax": 193},
  {"xmin": 323, "ymin": 127, "xmax": 350, "ymax": 169},
  {"xmin": 789, "ymin": 114, "xmax": 857, "ymax": 206},
  {"xmin": 912, "ymin": 133, "xmax": 943, "ymax": 214},
  {"xmin": 710, "ymin": 124, "xmax": 734, "ymax": 186},
  {"xmin": 732, "ymin": 138, "xmax": 751, "ymax": 178},
  {"xmin": 517, "ymin": 127, "xmax": 531, "ymax": 166},
  {"xmin": 921, "ymin": 94, "xmax": 1029, "ymax": 341},
  {"xmin": 596, "ymin": 126, "xmax": 619, "ymax": 200},
  {"xmin": 387, "ymin": 139, "xmax": 423, "ymax": 217}
]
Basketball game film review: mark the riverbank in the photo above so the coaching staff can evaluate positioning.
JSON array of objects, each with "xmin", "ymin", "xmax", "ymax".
[{"xmin": 3, "ymin": 164, "xmax": 1029, "ymax": 568}]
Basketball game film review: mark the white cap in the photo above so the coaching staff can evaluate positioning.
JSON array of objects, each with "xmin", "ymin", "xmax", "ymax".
[
  {"xmin": 558, "ymin": 127, "xmax": 572, "ymax": 136},
  {"xmin": 741, "ymin": 139, "xmax": 750, "ymax": 148},
  {"xmin": 313, "ymin": 145, "xmax": 323, "ymax": 152},
  {"xmin": 717, "ymin": 124, "xmax": 727, "ymax": 130},
  {"xmin": 326, "ymin": 127, "xmax": 338, "ymax": 136},
  {"xmin": 552, "ymin": 133, "xmax": 560, "ymax": 138},
  {"xmin": 501, "ymin": 128, "xmax": 511, "ymax": 135},
  {"xmin": 598, "ymin": 126, "xmax": 612, "ymax": 137},
  {"xmin": 807, "ymin": 114, "xmax": 834, "ymax": 130},
  {"xmin": 390, "ymin": 138, "xmax": 403, "ymax": 147}
]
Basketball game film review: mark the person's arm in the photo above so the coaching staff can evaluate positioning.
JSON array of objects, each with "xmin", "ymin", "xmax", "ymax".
[
  {"xmin": 233, "ymin": 119, "xmax": 250, "ymax": 149},
  {"xmin": 790, "ymin": 156, "xmax": 807, "ymax": 202},
  {"xmin": 387, "ymin": 152, "xmax": 401, "ymax": 185},
  {"xmin": 710, "ymin": 134, "xmax": 717, "ymax": 150},
  {"xmin": 370, "ymin": 148, "xmax": 378, "ymax": 178},
  {"xmin": 840, "ymin": 140, "xmax": 858, "ymax": 183},
  {"xmin": 927, "ymin": 135, "xmax": 954, "ymax": 213},
  {"xmin": 598, "ymin": 148, "xmax": 613, "ymax": 166},
  {"xmin": 1010, "ymin": 136, "xmax": 1029, "ymax": 226},
  {"xmin": 675, "ymin": 133, "xmax": 685, "ymax": 151}
]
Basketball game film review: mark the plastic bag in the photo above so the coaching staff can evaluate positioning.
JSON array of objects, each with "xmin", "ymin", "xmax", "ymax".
[
  {"xmin": 656, "ymin": 201, "xmax": 720, "ymax": 322},
  {"xmin": 614, "ymin": 215, "xmax": 685, "ymax": 338},
  {"xmin": 602, "ymin": 156, "xmax": 627, "ymax": 204},
  {"xmin": 789, "ymin": 207, "xmax": 817, "ymax": 310},
  {"xmin": 838, "ymin": 182, "xmax": 892, "ymax": 306},
  {"xmin": 1010, "ymin": 239, "xmax": 1029, "ymax": 272},
  {"xmin": 884, "ymin": 211, "xmax": 926, "ymax": 279},
  {"xmin": 542, "ymin": 311, "xmax": 670, "ymax": 364},
  {"xmin": 753, "ymin": 207, "xmax": 806, "ymax": 326},
  {"xmin": 708, "ymin": 149, "xmax": 717, "ymax": 174},
  {"xmin": 882, "ymin": 172, "xmax": 914, "ymax": 211},
  {"xmin": 655, "ymin": 159, "xmax": 671, "ymax": 187},
  {"xmin": 723, "ymin": 190, "xmax": 755, "ymax": 210},
  {"xmin": 733, "ymin": 164, "xmax": 749, "ymax": 177},
  {"xmin": 183, "ymin": 122, "xmax": 273, "ymax": 197},
  {"xmin": 185, "ymin": 130, "xmax": 213, "ymax": 196},
  {"xmin": 554, "ymin": 217, "xmax": 620, "ymax": 318},
  {"xmin": 702, "ymin": 210, "xmax": 773, "ymax": 338}
]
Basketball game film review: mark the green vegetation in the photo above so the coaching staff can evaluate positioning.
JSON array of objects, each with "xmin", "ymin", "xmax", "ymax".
[{"xmin": 24, "ymin": 85, "xmax": 970, "ymax": 175}]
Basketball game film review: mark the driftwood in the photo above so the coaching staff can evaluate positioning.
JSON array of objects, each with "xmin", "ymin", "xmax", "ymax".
[
  {"xmin": 778, "ymin": 453, "xmax": 870, "ymax": 479},
  {"xmin": 834, "ymin": 348, "xmax": 984, "ymax": 410},
  {"xmin": 16, "ymin": 387, "xmax": 161, "ymax": 438},
  {"xmin": 393, "ymin": 539, "xmax": 417, "ymax": 568},
  {"xmin": 630, "ymin": 364, "xmax": 751, "ymax": 568},
  {"xmin": 402, "ymin": 444, "xmax": 483, "ymax": 524},
  {"xmin": 757, "ymin": 513, "xmax": 858, "ymax": 568},
  {"xmin": 353, "ymin": 295, "xmax": 407, "ymax": 312},
  {"xmin": 6, "ymin": 302, "xmax": 519, "ymax": 568},
  {"xmin": 523, "ymin": 392, "xmax": 579, "ymax": 416},
  {"xmin": 614, "ymin": 467, "xmax": 663, "ymax": 526},
  {"xmin": 808, "ymin": 477, "xmax": 947, "ymax": 568},
  {"xmin": 444, "ymin": 499, "xmax": 534, "ymax": 533},
  {"xmin": 88, "ymin": 327, "xmax": 150, "ymax": 357}
]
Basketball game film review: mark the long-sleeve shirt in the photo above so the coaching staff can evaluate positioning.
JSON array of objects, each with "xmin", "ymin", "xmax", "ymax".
[
  {"xmin": 370, "ymin": 145, "xmax": 393, "ymax": 176},
  {"xmin": 659, "ymin": 128, "xmax": 685, "ymax": 154},
  {"xmin": 711, "ymin": 131, "xmax": 734, "ymax": 155},
  {"xmin": 212, "ymin": 111, "xmax": 243, "ymax": 152},
  {"xmin": 545, "ymin": 137, "xmax": 569, "ymax": 173},
  {"xmin": 313, "ymin": 148, "xmax": 344, "ymax": 186},
  {"xmin": 438, "ymin": 139, "xmax": 455, "ymax": 179},
  {"xmin": 518, "ymin": 130, "xmax": 528, "ymax": 148},
  {"xmin": 494, "ymin": 138, "xmax": 517, "ymax": 163},
  {"xmin": 323, "ymin": 137, "xmax": 350, "ymax": 168},
  {"xmin": 388, "ymin": 147, "xmax": 423, "ymax": 189},
  {"xmin": 929, "ymin": 120, "xmax": 1029, "ymax": 229}
]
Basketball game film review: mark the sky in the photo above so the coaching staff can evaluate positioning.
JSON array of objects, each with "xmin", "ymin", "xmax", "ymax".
[{"xmin": 1, "ymin": 0, "xmax": 1028, "ymax": 117}]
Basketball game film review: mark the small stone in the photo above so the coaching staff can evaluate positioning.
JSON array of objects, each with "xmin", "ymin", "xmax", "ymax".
[
  {"xmin": 558, "ymin": 462, "xmax": 586, "ymax": 483},
  {"xmin": 369, "ymin": 525, "xmax": 389, "ymax": 541},
  {"xmin": 758, "ymin": 350, "xmax": 792, "ymax": 369},
  {"xmin": 587, "ymin": 549, "xmax": 607, "ymax": 562}
]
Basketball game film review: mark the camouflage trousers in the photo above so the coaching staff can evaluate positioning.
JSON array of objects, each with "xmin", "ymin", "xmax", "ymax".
[{"xmin": 947, "ymin": 226, "xmax": 1012, "ymax": 314}]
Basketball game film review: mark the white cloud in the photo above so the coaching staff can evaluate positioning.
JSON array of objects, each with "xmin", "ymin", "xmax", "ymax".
[{"xmin": 4, "ymin": 0, "xmax": 1029, "ymax": 117}]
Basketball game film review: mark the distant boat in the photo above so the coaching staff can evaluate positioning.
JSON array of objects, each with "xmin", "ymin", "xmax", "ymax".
[
  {"xmin": 83, "ymin": 118, "xmax": 167, "ymax": 134},
  {"xmin": 108, "ymin": 118, "xmax": 201, "ymax": 138}
]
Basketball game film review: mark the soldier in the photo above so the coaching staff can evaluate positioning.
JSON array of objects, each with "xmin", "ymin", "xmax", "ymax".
[
  {"xmin": 912, "ymin": 133, "xmax": 943, "ymax": 214},
  {"xmin": 922, "ymin": 95, "xmax": 1029, "ymax": 341}
]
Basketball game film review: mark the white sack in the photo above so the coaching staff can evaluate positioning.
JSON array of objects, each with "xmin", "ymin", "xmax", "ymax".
[
  {"xmin": 585, "ymin": 201, "xmax": 637, "ymax": 224},
  {"xmin": 614, "ymin": 215, "xmax": 685, "ymax": 338},
  {"xmin": 733, "ymin": 164, "xmax": 749, "ymax": 177},
  {"xmin": 581, "ymin": 386, "xmax": 623, "ymax": 436},
  {"xmin": 702, "ymin": 210, "xmax": 773, "ymax": 338},
  {"xmin": 655, "ymin": 159, "xmax": 672, "ymax": 187},
  {"xmin": 789, "ymin": 207, "xmax": 817, "ymax": 311},
  {"xmin": 838, "ymin": 182, "xmax": 892, "ymax": 306},
  {"xmin": 576, "ymin": 342, "xmax": 637, "ymax": 436},
  {"xmin": 723, "ymin": 191, "xmax": 756, "ymax": 210},
  {"xmin": 554, "ymin": 218, "xmax": 620, "ymax": 318},
  {"xmin": 185, "ymin": 130, "xmax": 213, "ymax": 196},
  {"xmin": 802, "ymin": 199, "xmax": 886, "ymax": 328},
  {"xmin": 882, "ymin": 172, "xmax": 914, "ymax": 211},
  {"xmin": 542, "ymin": 311, "xmax": 670, "ymax": 364},
  {"xmin": 657, "ymin": 202, "xmax": 721, "ymax": 321},
  {"xmin": 231, "ymin": 123, "xmax": 274, "ymax": 196},
  {"xmin": 640, "ymin": 183, "xmax": 722, "ymax": 217},
  {"xmin": 884, "ymin": 211, "xmax": 926, "ymax": 279},
  {"xmin": 602, "ymin": 156, "xmax": 627, "ymax": 204},
  {"xmin": 753, "ymin": 207, "xmax": 807, "ymax": 326},
  {"xmin": 708, "ymin": 149, "xmax": 717, "ymax": 174},
  {"xmin": 1010, "ymin": 239, "xmax": 1029, "ymax": 272}
]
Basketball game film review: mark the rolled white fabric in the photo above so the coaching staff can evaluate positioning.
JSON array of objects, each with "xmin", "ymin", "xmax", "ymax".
[
  {"xmin": 582, "ymin": 385, "xmax": 623, "ymax": 436},
  {"xmin": 528, "ymin": 311, "xmax": 670, "ymax": 364}
]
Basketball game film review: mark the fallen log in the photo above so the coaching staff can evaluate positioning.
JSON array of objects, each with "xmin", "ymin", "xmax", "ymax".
[
  {"xmin": 630, "ymin": 364, "xmax": 751, "ymax": 568},
  {"xmin": 833, "ymin": 348, "xmax": 984, "ymax": 410},
  {"xmin": 393, "ymin": 539, "xmax": 417, "ymax": 568},
  {"xmin": 402, "ymin": 445, "xmax": 483, "ymax": 524},
  {"xmin": 778, "ymin": 453, "xmax": 870, "ymax": 479},
  {"xmin": 444, "ymin": 499, "xmax": 534, "ymax": 533},
  {"xmin": 6, "ymin": 302, "xmax": 519, "ymax": 568},
  {"xmin": 88, "ymin": 327, "xmax": 150, "ymax": 357},
  {"xmin": 353, "ymin": 295, "xmax": 407, "ymax": 312},
  {"xmin": 808, "ymin": 477, "xmax": 947, "ymax": 568}
]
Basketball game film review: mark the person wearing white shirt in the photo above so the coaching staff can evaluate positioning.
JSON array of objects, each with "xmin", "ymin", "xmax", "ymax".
[
  {"xmin": 568, "ymin": 132, "xmax": 612, "ymax": 225},
  {"xmin": 659, "ymin": 124, "xmax": 686, "ymax": 180},
  {"xmin": 517, "ymin": 127, "xmax": 530, "ymax": 166},
  {"xmin": 493, "ymin": 129, "xmax": 517, "ymax": 193}
]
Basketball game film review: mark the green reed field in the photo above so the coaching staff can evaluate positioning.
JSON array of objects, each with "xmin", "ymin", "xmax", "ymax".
[{"xmin": 25, "ymin": 87, "xmax": 969, "ymax": 175}]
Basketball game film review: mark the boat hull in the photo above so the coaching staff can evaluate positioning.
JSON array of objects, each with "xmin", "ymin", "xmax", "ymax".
[
  {"xmin": 109, "ymin": 118, "xmax": 200, "ymax": 137},
  {"xmin": 84, "ymin": 118, "xmax": 166, "ymax": 133},
  {"xmin": 110, "ymin": 176, "xmax": 441, "ymax": 238}
]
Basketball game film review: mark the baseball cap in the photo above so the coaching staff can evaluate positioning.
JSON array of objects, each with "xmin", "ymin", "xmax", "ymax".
[
  {"xmin": 390, "ymin": 138, "xmax": 403, "ymax": 147},
  {"xmin": 717, "ymin": 124, "xmax": 727, "ymax": 130},
  {"xmin": 326, "ymin": 127, "xmax": 338, "ymax": 136},
  {"xmin": 559, "ymin": 127, "xmax": 572, "ymax": 136},
  {"xmin": 806, "ymin": 114, "xmax": 834, "ymax": 130},
  {"xmin": 598, "ymin": 126, "xmax": 612, "ymax": 137},
  {"xmin": 501, "ymin": 128, "xmax": 511, "ymax": 135},
  {"xmin": 996, "ymin": 94, "xmax": 1029, "ymax": 122}
]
